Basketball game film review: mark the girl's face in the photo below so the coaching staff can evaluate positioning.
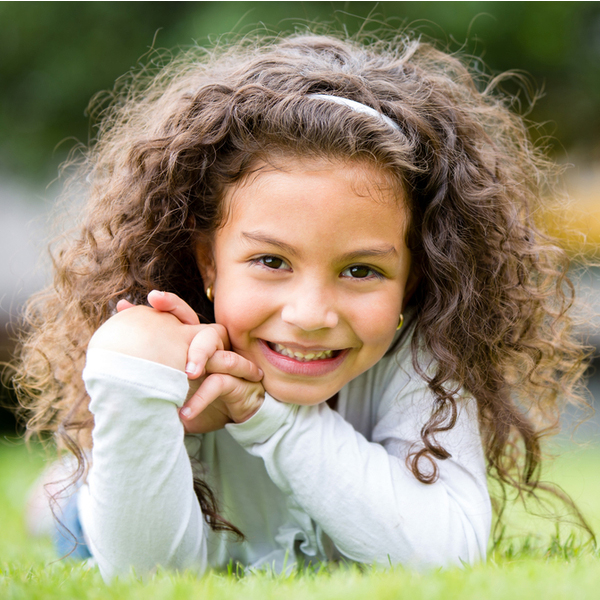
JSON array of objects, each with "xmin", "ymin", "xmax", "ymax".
[{"xmin": 196, "ymin": 157, "xmax": 415, "ymax": 405}]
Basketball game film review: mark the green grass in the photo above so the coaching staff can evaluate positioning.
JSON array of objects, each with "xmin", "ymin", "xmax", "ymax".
[{"xmin": 1, "ymin": 439, "xmax": 600, "ymax": 599}]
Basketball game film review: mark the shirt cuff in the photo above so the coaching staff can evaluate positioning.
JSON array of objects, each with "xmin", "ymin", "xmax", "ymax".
[
  {"xmin": 225, "ymin": 393, "xmax": 297, "ymax": 446},
  {"xmin": 83, "ymin": 348, "xmax": 189, "ymax": 407}
]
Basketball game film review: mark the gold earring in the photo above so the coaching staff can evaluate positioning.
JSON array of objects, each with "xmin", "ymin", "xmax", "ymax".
[
  {"xmin": 206, "ymin": 285, "xmax": 214, "ymax": 303},
  {"xmin": 396, "ymin": 313, "xmax": 404, "ymax": 330}
]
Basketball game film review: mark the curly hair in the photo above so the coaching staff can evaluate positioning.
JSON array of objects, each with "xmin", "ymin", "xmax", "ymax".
[{"xmin": 12, "ymin": 31, "xmax": 593, "ymax": 538}]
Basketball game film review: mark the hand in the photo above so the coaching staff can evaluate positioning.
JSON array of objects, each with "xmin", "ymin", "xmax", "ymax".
[
  {"xmin": 89, "ymin": 292, "xmax": 232, "ymax": 431},
  {"xmin": 180, "ymin": 349, "xmax": 265, "ymax": 433},
  {"xmin": 89, "ymin": 297, "xmax": 209, "ymax": 372},
  {"xmin": 114, "ymin": 292, "xmax": 265, "ymax": 433}
]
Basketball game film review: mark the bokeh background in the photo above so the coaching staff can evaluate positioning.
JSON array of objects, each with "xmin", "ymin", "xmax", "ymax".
[{"xmin": 1, "ymin": 1, "xmax": 600, "ymax": 436}]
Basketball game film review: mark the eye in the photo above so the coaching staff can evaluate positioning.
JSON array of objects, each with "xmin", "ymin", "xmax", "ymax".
[
  {"xmin": 341, "ymin": 265, "xmax": 383, "ymax": 279},
  {"xmin": 255, "ymin": 255, "xmax": 290, "ymax": 270}
]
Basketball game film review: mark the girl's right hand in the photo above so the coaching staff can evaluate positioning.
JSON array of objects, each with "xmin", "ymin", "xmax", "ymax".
[
  {"xmin": 137, "ymin": 292, "xmax": 265, "ymax": 432},
  {"xmin": 88, "ymin": 293, "xmax": 225, "ymax": 374},
  {"xmin": 92, "ymin": 291, "xmax": 264, "ymax": 433}
]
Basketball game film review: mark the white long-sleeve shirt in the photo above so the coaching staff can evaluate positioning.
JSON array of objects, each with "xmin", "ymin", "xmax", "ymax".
[{"xmin": 79, "ymin": 334, "xmax": 491, "ymax": 580}]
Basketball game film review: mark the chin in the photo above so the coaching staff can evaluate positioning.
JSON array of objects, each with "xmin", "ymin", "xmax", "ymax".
[{"xmin": 262, "ymin": 378, "xmax": 337, "ymax": 406}]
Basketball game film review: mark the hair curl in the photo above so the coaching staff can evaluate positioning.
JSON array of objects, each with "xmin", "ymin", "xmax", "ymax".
[{"xmin": 11, "ymin": 30, "xmax": 593, "ymax": 539}]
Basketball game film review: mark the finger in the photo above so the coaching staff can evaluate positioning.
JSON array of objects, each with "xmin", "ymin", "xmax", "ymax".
[
  {"xmin": 184, "ymin": 325, "xmax": 228, "ymax": 378},
  {"xmin": 181, "ymin": 374, "xmax": 263, "ymax": 424},
  {"xmin": 180, "ymin": 373, "xmax": 236, "ymax": 420},
  {"xmin": 205, "ymin": 351, "xmax": 263, "ymax": 382},
  {"xmin": 147, "ymin": 290, "xmax": 200, "ymax": 325},
  {"xmin": 180, "ymin": 400, "xmax": 231, "ymax": 435},
  {"xmin": 116, "ymin": 299, "xmax": 136, "ymax": 312}
]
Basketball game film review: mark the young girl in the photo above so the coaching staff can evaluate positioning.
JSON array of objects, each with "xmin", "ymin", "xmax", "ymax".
[{"xmin": 15, "ymin": 32, "xmax": 590, "ymax": 579}]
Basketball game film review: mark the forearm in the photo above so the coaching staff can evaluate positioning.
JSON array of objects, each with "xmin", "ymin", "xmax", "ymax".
[
  {"xmin": 80, "ymin": 349, "xmax": 207, "ymax": 580},
  {"xmin": 226, "ymin": 394, "xmax": 490, "ymax": 568}
]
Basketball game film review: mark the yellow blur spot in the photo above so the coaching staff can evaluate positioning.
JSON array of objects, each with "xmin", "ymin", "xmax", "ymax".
[{"xmin": 543, "ymin": 169, "xmax": 600, "ymax": 258}]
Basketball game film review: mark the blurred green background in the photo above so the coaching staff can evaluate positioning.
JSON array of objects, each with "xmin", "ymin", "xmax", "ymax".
[
  {"xmin": 2, "ymin": 1, "xmax": 600, "ymax": 182},
  {"xmin": 1, "ymin": 1, "xmax": 600, "ymax": 434}
]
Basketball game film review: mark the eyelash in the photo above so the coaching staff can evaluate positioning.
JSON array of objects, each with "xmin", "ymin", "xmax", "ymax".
[
  {"xmin": 252, "ymin": 255, "xmax": 291, "ymax": 271},
  {"xmin": 340, "ymin": 265, "xmax": 385, "ymax": 280},
  {"xmin": 252, "ymin": 256, "xmax": 384, "ymax": 280}
]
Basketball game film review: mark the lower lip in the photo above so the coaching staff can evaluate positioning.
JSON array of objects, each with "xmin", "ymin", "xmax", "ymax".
[{"xmin": 259, "ymin": 340, "xmax": 349, "ymax": 377}]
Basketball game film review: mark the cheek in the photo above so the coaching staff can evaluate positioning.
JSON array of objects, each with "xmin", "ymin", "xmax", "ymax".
[
  {"xmin": 213, "ymin": 285, "xmax": 272, "ymax": 343},
  {"xmin": 350, "ymin": 295, "xmax": 402, "ymax": 346}
]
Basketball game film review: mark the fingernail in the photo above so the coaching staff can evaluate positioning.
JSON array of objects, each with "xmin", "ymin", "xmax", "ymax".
[
  {"xmin": 258, "ymin": 368, "xmax": 264, "ymax": 377},
  {"xmin": 185, "ymin": 362, "xmax": 198, "ymax": 375},
  {"xmin": 180, "ymin": 406, "xmax": 192, "ymax": 419}
]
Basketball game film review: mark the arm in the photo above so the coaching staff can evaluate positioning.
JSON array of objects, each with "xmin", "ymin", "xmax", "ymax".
[
  {"xmin": 79, "ymin": 294, "xmax": 264, "ymax": 579},
  {"xmin": 79, "ymin": 348, "xmax": 207, "ymax": 580},
  {"xmin": 225, "ymin": 359, "xmax": 491, "ymax": 568}
]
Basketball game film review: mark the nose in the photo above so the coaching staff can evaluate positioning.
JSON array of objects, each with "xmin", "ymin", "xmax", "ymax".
[{"xmin": 280, "ymin": 280, "xmax": 339, "ymax": 331}]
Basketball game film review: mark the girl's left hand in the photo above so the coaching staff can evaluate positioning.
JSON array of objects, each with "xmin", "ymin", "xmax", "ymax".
[
  {"xmin": 117, "ymin": 292, "xmax": 265, "ymax": 434},
  {"xmin": 181, "ymin": 351, "xmax": 265, "ymax": 433}
]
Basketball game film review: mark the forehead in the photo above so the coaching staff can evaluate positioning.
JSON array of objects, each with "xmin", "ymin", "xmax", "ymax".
[
  {"xmin": 220, "ymin": 156, "xmax": 406, "ymax": 225},
  {"xmin": 214, "ymin": 156, "xmax": 409, "ymax": 251}
]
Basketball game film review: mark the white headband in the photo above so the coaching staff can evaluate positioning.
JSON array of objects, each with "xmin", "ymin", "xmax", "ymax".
[{"xmin": 308, "ymin": 93, "xmax": 400, "ymax": 132}]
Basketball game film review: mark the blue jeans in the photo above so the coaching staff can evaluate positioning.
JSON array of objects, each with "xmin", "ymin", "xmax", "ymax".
[{"xmin": 52, "ymin": 490, "xmax": 92, "ymax": 560}]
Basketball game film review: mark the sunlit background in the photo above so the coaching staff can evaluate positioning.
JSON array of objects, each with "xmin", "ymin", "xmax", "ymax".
[{"xmin": 1, "ymin": 1, "xmax": 600, "ymax": 437}]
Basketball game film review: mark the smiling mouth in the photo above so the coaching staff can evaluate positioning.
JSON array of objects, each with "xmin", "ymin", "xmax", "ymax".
[{"xmin": 267, "ymin": 342, "xmax": 342, "ymax": 362}]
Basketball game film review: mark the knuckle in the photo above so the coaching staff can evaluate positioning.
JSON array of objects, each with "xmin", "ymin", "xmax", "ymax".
[
  {"xmin": 208, "ymin": 372, "xmax": 228, "ymax": 389},
  {"xmin": 211, "ymin": 324, "xmax": 229, "ymax": 345},
  {"xmin": 207, "ymin": 328, "xmax": 220, "ymax": 344},
  {"xmin": 112, "ymin": 305, "xmax": 170, "ymax": 329},
  {"xmin": 235, "ymin": 381, "xmax": 250, "ymax": 400},
  {"xmin": 189, "ymin": 391, "xmax": 205, "ymax": 407},
  {"xmin": 212, "ymin": 323, "xmax": 227, "ymax": 337},
  {"xmin": 222, "ymin": 351, "xmax": 238, "ymax": 370}
]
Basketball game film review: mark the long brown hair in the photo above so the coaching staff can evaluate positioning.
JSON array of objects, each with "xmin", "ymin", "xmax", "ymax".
[{"xmin": 12, "ymin": 31, "xmax": 593, "ymax": 538}]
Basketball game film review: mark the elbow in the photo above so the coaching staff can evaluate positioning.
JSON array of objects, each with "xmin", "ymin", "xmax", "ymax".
[
  {"xmin": 379, "ymin": 502, "xmax": 491, "ymax": 569},
  {"xmin": 92, "ymin": 533, "xmax": 208, "ymax": 583},
  {"xmin": 415, "ymin": 506, "xmax": 491, "ymax": 568}
]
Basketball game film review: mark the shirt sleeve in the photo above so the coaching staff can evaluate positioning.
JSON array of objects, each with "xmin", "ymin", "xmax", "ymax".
[
  {"xmin": 225, "ymin": 357, "xmax": 491, "ymax": 569},
  {"xmin": 78, "ymin": 348, "xmax": 207, "ymax": 581}
]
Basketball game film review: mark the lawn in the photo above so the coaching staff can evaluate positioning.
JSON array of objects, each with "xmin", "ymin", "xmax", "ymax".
[{"xmin": 1, "ymin": 439, "xmax": 599, "ymax": 599}]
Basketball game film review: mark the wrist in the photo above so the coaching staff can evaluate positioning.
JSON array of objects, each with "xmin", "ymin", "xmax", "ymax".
[
  {"xmin": 225, "ymin": 393, "xmax": 297, "ymax": 445},
  {"xmin": 231, "ymin": 389, "xmax": 265, "ymax": 423}
]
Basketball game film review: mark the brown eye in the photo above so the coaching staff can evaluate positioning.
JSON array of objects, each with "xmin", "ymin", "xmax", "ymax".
[
  {"xmin": 341, "ymin": 265, "xmax": 383, "ymax": 280},
  {"xmin": 259, "ymin": 256, "xmax": 287, "ymax": 270},
  {"xmin": 348, "ymin": 265, "xmax": 370, "ymax": 278}
]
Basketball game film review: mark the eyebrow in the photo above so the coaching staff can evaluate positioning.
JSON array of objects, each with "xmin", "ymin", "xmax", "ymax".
[
  {"xmin": 338, "ymin": 246, "xmax": 398, "ymax": 262},
  {"xmin": 242, "ymin": 231, "xmax": 298, "ymax": 256},
  {"xmin": 241, "ymin": 231, "xmax": 398, "ymax": 262}
]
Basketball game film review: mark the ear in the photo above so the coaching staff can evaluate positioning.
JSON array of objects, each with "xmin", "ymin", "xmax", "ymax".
[
  {"xmin": 194, "ymin": 237, "xmax": 216, "ymax": 291},
  {"xmin": 401, "ymin": 267, "xmax": 421, "ymax": 311}
]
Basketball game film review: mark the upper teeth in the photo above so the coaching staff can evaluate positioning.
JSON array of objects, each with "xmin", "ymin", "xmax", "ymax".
[{"xmin": 273, "ymin": 343, "xmax": 334, "ymax": 361}]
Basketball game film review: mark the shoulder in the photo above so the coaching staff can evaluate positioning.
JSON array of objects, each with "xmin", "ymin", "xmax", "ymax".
[
  {"xmin": 357, "ymin": 307, "xmax": 425, "ymax": 399},
  {"xmin": 341, "ymin": 310, "xmax": 428, "ymax": 431}
]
